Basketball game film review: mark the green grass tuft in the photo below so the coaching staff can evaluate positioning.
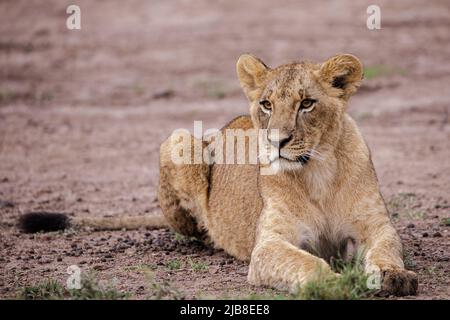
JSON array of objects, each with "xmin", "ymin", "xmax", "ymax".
[
  {"xmin": 188, "ymin": 259, "xmax": 209, "ymax": 272},
  {"xmin": 174, "ymin": 232, "xmax": 186, "ymax": 242},
  {"xmin": 20, "ymin": 280, "xmax": 66, "ymax": 300},
  {"xmin": 239, "ymin": 255, "xmax": 375, "ymax": 300},
  {"xmin": 295, "ymin": 263, "xmax": 374, "ymax": 300},
  {"xmin": 144, "ymin": 272, "xmax": 185, "ymax": 300},
  {"xmin": 165, "ymin": 259, "xmax": 182, "ymax": 270},
  {"xmin": 18, "ymin": 275, "xmax": 129, "ymax": 300}
]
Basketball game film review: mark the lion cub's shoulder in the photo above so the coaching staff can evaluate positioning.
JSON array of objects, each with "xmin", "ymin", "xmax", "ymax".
[{"xmin": 221, "ymin": 115, "xmax": 254, "ymax": 131}]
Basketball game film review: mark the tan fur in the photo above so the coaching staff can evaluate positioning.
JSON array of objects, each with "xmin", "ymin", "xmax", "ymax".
[{"xmin": 158, "ymin": 54, "xmax": 418, "ymax": 296}]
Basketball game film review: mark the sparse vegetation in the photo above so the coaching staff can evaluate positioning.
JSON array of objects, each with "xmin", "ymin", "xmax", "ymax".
[
  {"xmin": 244, "ymin": 292, "xmax": 292, "ymax": 300},
  {"xmin": 425, "ymin": 266, "xmax": 436, "ymax": 275},
  {"xmin": 19, "ymin": 280, "xmax": 66, "ymax": 300},
  {"xmin": 364, "ymin": 65, "xmax": 406, "ymax": 80},
  {"xmin": 403, "ymin": 249, "xmax": 417, "ymax": 270},
  {"xmin": 197, "ymin": 79, "xmax": 229, "ymax": 99},
  {"xmin": 387, "ymin": 192, "xmax": 427, "ymax": 221},
  {"xmin": 174, "ymin": 232, "xmax": 186, "ymax": 242},
  {"xmin": 145, "ymin": 273, "xmax": 184, "ymax": 300},
  {"xmin": 132, "ymin": 84, "xmax": 145, "ymax": 95},
  {"xmin": 355, "ymin": 111, "xmax": 374, "ymax": 121},
  {"xmin": 165, "ymin": 259, "xmax": 182, "ymax": 270},
  {"xmin": 188, "ymin": 258, "xmax": 209, "ymax": 272},
  {"xmin": 18, "ymin": 275, "xmax": 129, "ymax": 300},
  {"xmin": 123, "ymin": 263, "xmax": 157, "ymax": 273}
]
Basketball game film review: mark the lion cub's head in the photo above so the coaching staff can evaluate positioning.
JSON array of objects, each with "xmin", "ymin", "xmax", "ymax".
[{"xmin": 236, "ymin": 53, "xmax": 363, "ymax": 169}]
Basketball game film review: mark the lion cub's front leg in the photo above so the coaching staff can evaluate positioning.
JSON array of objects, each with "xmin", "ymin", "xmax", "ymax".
[
  {"xmin": 248, "ymin": 204, "xmax": 336, "ymax": 293},
  {"xmin": 362, "ymin": 222, "xmax": 418, "ymax": 296},
  {"xmin": 355, "ymin": 196, "xmax": 418, "ymax": 296}
]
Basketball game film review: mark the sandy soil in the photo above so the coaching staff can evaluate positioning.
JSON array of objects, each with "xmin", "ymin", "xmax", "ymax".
[{"xmin": 0, "ymin": 0, "xmax": 449, "ymax": 299}]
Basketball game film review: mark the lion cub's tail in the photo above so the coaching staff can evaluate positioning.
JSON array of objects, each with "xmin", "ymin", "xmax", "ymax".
[{"xmin": 18, "ymin": 212, "xmax": 167, "ymax": 233}]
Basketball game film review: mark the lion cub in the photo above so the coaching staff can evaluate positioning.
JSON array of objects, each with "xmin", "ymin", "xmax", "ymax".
[{"xmin": 158, "ymin": 54, "xmax": 418, "ymax": 296}]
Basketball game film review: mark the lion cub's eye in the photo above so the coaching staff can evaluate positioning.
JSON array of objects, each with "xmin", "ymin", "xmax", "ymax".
[
  {"xmin": 299, "ymin": 99, "xmax": 316, "ymax": 112},
  {"xmin": 259, "ymin": 100, "xmax": 272, "ymax": 114}
]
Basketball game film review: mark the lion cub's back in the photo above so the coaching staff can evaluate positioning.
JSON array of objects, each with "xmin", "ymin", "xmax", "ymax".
[{"xmin": 206, "ymin": 115, "xmax": 263, "ymax": 261}]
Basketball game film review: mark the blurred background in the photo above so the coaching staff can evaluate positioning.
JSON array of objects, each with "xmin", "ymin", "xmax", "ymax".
[{"xmin": 0, "ymin": 0, "xmax": 449, "ymax": 299}]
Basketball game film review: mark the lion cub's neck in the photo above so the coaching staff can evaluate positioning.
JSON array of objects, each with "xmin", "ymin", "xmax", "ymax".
[{"xmin": 299, "ymin": 146, "xmax": 338, "ymax": 203}]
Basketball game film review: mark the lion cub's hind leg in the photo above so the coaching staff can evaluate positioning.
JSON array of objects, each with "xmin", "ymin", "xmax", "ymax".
[{"xmin": 158, "ymin": 133, "xmax": 210, "ymax": 240}]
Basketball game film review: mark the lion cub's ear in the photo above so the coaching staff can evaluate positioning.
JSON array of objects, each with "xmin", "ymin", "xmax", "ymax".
[
  {"xmin": 318, "ymin": 54, "xmax": 363, "ymax": 100},
  {"xmin": 236, "ymin": 54, "xmax": 269, "ymax": 101}
]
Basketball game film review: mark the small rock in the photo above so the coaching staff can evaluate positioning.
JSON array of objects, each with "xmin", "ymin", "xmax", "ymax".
[
  {"xmin": 153, "ymin": 89, "xmax": 175, "ymax": 100},
  {"xmin": 0, "ymin": 200, "xmax": 15, "ymax": 208},
  {"xmin": 209, "ymin": 266, "xmax": 220, "ymax": 274},
  {"xmin": 422, "ymin": 232, "xmax": 429, "ymax": 237}
]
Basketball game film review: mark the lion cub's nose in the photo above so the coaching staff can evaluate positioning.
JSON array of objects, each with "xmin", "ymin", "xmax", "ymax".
[{"xmin": 267, "ymin": 132, "xmax": 293, "ymax": 149}]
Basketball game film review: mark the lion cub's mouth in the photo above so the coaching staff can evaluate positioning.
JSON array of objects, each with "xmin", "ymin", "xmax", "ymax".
[
  {"xmin": 276, "ymin": 150, "xmax": 311, "ymax": 166},
  {"xmin": 295, "ymin": 154, "xmax": 310, "ymax": 165}
]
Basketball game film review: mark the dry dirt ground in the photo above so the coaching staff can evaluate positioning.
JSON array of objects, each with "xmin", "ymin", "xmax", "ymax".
[{"xmin": 0, "ymin": 0, "xmax": 449, "ymax": 299}]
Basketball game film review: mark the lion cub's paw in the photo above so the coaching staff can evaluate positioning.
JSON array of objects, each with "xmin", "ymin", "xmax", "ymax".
[{"xmin": 378, "ymin": 269, "xmax": 418, "ymax": 297}]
